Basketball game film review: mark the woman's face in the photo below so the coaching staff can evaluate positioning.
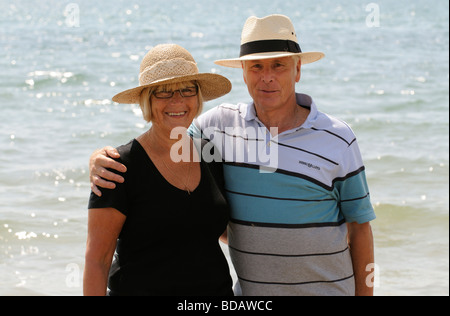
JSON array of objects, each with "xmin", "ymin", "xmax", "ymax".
[{"xmin": 150, "ymin": 82, "xmax": 199, "ymax": 134}]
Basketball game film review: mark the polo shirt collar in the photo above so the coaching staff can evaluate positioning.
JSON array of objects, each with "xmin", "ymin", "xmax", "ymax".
[
  {"xmin": 240, "ymin": 100, "xmax": 257, "ymax": 120},
  {"xmin": 296, "ymin": 93, "xmax": 318, "ymax": 130}
]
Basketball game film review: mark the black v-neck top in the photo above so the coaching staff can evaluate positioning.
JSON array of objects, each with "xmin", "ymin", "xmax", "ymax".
[{"xmin": 88, "ymin": 139, "xmax": 233, "ymax": 296}]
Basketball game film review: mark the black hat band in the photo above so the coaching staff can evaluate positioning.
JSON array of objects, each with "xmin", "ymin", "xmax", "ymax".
[{"xmin": 240, "ymin": 39, "xmax": 302, "ymax": 57}]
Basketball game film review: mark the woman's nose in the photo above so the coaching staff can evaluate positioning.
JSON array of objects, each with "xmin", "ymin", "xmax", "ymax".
[{"xmin": 170, "ymin": 91, "xmax": 184, "ymax": 102}]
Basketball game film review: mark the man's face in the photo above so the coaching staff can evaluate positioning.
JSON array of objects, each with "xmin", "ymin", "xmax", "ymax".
[{"xmin": 242, "ymin": 57, "xmax": 301, "ymax": 112}]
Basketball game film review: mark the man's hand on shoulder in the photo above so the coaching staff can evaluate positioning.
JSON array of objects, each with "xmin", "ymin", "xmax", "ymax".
[{"xmin": 89, "ymin": 146, "xmax": 127, "ymax": 197}]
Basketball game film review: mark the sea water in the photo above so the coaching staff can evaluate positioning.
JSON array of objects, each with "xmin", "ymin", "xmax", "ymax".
[{"xmin": 0, "ymin": 0, "xmax": 448, "ymax": 295}]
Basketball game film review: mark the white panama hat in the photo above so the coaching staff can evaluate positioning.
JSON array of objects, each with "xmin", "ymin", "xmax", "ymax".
[{"xmin": 215, "ymin": 14, "xmax": 324, "ymax": 68}]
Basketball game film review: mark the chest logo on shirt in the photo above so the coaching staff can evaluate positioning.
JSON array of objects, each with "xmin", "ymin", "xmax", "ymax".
[{"xmin": 299, "ymin": 160, "xmax": 321, "ymax": 171}]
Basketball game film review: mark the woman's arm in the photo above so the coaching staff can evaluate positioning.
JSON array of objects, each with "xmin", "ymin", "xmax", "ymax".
[
  {"xmin": 219, "ymin": 229, "xmax": 228, "ymax": 245},
  {"xmin": 83, "ymin": 207, "xmax": 126, "ymax": 296}
]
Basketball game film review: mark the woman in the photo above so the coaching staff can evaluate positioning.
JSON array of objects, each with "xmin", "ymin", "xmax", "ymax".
[{"xmin": 83, "ymin": 44, "xmax": 233, "ymax": 296}]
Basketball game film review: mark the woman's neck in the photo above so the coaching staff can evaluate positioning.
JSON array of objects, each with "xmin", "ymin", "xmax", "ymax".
[
  {"xmin": 141, "ymin": 126, "xmax": 196, "ymax": 163},
  {"xmin": 144, "ymin": 127, "xmax": 178, "ymax": 152}
]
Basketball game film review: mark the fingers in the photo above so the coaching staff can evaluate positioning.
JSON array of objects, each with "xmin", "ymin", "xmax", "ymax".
[
  {"xmin": 96, "ymin": 166, "xmax": 124, "ymax": 184},
  {"xmin": 104, "ymin": 146, "xmax": 121, "ymax": 159},
  {"xmin": 90, "ymin": 175, "xmax": 119, "ymax": 197},
  {"xmin": 103, "ymin": 157, "xmax": 127, "ymax": 175},
  {"xmin": 90, "ymin": 171, "xmax": 120, "ymax": 197},
  {"xmin": 89, "ymin": 146, "xmax": 127, "ymax": 194},
  {"xmin": 100, "ymin": 146, "xmax": 127, "ymax": 173},
  {"xmin": 92, "ymin": 175, "xmax": 116, "ymax": 189},
  {"xmin": 90, "ymin": 180, "xmax": 103, "ymax": 197}
]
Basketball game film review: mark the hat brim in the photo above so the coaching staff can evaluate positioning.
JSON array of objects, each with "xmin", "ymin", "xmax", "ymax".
[
  {"xmin": 215, "ymin": 51, "xmax": 325, "ymax": 68},
  {"xmin": 112, "ymin": 73, "xmax": 232, "ymax": 104}
]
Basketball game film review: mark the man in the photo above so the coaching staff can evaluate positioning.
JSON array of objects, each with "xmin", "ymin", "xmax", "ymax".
[{"xmin": 90, "ymin": 14, "xmax": 375, "ymax": 296}]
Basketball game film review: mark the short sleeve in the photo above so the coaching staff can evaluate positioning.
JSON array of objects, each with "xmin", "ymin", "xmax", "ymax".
[
  {"xmin": 87, "ymin": 144, "xmax": 131, "ymax": 216},
  {"xmin": 336, "ymin": 168, "xmax": 376, "ymax": 224},
  {"xmin": 336, "ymin": 141, "xmax": 376, "ymax": 224},
  {"xmin": 87, "ymin": 168, "xmax": 128, "ymax": 216}
]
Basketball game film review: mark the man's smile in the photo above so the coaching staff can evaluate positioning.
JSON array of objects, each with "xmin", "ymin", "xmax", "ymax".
[{"xmin": 259, "ymin": 89, "xmax": 279, "ymax": 94}]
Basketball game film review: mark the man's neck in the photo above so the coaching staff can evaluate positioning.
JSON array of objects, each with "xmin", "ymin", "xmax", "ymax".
[{"xmin": 254, "ymin": 99, "xmax": 310, "ymax": 136}]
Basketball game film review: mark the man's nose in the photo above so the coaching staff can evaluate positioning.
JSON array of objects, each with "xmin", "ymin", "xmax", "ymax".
[{"xmin": 261, "ymin": 68, "xmax": 274, "ymax": 83}]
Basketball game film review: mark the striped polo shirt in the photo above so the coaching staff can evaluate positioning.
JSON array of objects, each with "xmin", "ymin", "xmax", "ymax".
[{"xmin": 189, "ymin": 93, "xmax": 376, "ymax": 296}]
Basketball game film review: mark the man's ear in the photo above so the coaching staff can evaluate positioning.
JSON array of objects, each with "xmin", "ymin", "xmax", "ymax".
[
  {"xmin": 242, "ymin": 61, "xmax": 248, "ymax": 84},
  {"xmin": 296, "ymin": 59, "xmax": 302, "ymax": 83}
]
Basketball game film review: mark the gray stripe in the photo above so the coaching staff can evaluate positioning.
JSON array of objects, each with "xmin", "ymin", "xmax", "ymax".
[
  {"xmin": 228, "ymin": 222, "xmax": 355, "ymax": 295},
  {"xmin": 236, "ymin": 276, "xmax": 355, "ymax": 296},
  {"xmin": 229, "ymin": 245, "xmax": 353, "ymax": 285},
  {"xmin": 228, "ymin": 221, "xmax": 349, "ymax": 255}
]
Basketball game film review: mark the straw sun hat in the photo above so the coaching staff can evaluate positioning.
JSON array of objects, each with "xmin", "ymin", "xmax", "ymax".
[
  {"xmin": 112, "ymin": 44, "xmax": 231, "ymax": 104},
  {"xmin": 215, "ymin": 14, "xmax": 325, "ymax": 68}
]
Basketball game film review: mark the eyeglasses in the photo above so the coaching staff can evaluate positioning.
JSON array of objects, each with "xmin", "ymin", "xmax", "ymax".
[{"xmin": 153, "ymin": 86, "xmax": 198, "ymax": 99}]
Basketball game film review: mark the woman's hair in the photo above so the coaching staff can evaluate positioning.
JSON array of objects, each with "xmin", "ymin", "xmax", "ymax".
[{"xmin": 139, "ymin": 81, "xmax": 203, "ymax": 123}]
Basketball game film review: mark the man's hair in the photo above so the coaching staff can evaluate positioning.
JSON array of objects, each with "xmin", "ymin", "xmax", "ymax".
[{"xmin": 241, "ymin": 55, "xmax": 302, "ymax": 69}]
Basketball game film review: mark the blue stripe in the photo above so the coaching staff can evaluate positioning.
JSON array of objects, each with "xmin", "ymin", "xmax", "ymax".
[
  {"xmin": 226, "ymin": 190, "xmax": 344, "ymax": 224},
  {"xmin": 224, "ymin": 164, "xmax": 344, "ymax": 225},
  {"xmin": 334, "ymin": 170, "xmax": 375, "ymax": 223},
  {"xmin": 223, "ymin": 164, "xmax": 335, "ymax": 200},
  {"xmin": 223, "ymin": 164, "xmax": 374, "ymax": 225}
]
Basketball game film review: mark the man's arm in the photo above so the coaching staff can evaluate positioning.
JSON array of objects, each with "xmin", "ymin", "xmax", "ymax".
[
  {"xmin": 347, "ymin": 221, "xmax": 375, "ymax": 296},
  {"xmin": 89, "ymin": 146, "xmax": 127, "ymax": 196}
]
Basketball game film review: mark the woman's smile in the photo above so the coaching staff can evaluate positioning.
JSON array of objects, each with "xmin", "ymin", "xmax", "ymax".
[{"xmin": 166, "ymin": 111, "xmax": 188, "ymax": 117}]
